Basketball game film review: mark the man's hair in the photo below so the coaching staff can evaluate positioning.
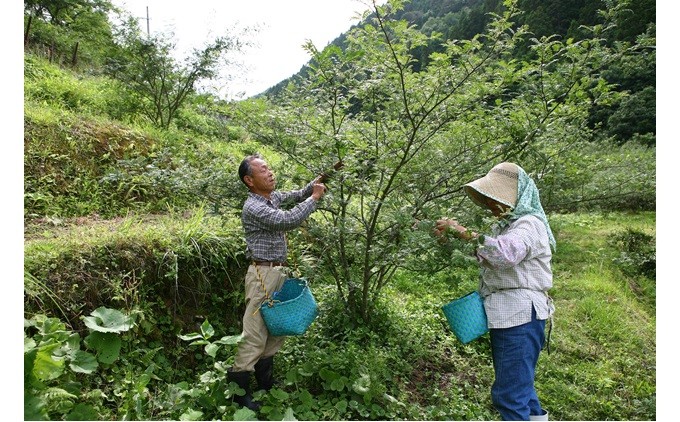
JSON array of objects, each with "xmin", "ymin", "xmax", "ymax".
[{"xmin": 238, "ymin": 153, "xmax": 262, "ymax": 186}]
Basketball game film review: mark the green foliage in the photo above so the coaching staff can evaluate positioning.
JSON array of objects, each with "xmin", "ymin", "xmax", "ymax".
[
  {"xmin": 240, "ymin": 0, "xmax": 635, "ymax": 324},
  {"xmin": 24, "ymin": 208, "xmax": 247, "ymax": 334},
  {"xmin": 608, "ymin": 227, "xmax": 656, "ymax": 310},
  {"xmin": 24, "ymin": 0, "xmax": 118, "ymax": 70},
  {"xmin": 178, "ymin": 319, "xmax": 242, "ymax": 358},
  {"xmin": 539, "ymin": 141, "xmax": 656, "ymax": 212},
  {"xmin": 24, "ymin": 60, "xmax": 260, "ymax": 218},
  {"xmin": 24, "ymin": 55, "xmax": 124, "ymax": 117},
  {"xmin": 23, "ymin": 211, "xmax": 656, "ymax": 420},
  {"xmin": 106, "ymin": 27, "xmax": 247, "ymax": 129},
  {"xmin": 24, "ymin": 307, "xmax": 134, "ymax": 420},
  {"xmin": 23, "ymin": 108, "xmax": 158, "ymax": 218}
]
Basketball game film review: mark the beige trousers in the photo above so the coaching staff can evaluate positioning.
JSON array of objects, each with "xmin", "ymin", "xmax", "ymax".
[{"xmin": 232, "ymin": 264, "xmax": 287, "ymax": 372}]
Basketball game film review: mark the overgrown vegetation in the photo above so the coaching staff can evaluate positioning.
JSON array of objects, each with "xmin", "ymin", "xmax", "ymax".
[
  {"xmin": 24, "ymin": 212, "xmax": 656, "ymax": 420},
  {"xmin": 23, "ymin": 0, "xmax": 655, "ymax": 419}
]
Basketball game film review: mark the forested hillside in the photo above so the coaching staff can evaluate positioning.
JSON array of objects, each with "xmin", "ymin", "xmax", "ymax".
[
  {"xmin": 24, "ymin": 0, "xmax": 656, "ymax": 420},
  {"xmin": 267, "ymin": 0, "xmax": 655, "ymax": 149}
]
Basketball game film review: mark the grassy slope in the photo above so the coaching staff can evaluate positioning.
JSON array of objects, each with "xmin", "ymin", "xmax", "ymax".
[
  {"xmin": 543, "ymin": 212, "xmax": 656, "ymax": 420},
  {"xmin": 375, "ymin": 211, "xmax": 657, "ymax": 420}
]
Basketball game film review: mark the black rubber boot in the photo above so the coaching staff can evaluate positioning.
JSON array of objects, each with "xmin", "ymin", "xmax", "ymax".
[
  {"xmin": 227, "ymin": 370, "xmax": 261, "ymax": 411},
  {"xmin": 254, "ymin": 355, "xmax": 275, "ymax": 391}
]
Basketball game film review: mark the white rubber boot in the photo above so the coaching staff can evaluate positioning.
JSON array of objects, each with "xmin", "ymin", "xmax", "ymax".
[{"xmin": 529, "ymin": 410, "xmax": 548, "ymax": 421}]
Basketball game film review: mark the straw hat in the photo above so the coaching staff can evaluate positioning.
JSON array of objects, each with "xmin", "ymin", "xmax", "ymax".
[{"xmin": 463, "ymin": 162, "xmax": 519, "ymax": 208}]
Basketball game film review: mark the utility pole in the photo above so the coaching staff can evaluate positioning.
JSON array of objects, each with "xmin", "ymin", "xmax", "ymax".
[{"xmin": 137, "ymin": 7, "xmax": 150, "ymax": 36}]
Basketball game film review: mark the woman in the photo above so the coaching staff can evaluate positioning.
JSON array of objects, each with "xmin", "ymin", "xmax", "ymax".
[{"xmin": 434, "ymin": 162, "xmax": 555, "ymax": 421}]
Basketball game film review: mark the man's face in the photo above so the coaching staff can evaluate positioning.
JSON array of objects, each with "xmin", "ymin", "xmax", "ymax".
[{"xmin": 245, "ymin": 158, "xmax": 276, "ymax": 195}]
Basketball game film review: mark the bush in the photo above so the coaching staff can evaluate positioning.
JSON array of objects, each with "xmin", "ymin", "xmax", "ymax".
[{"xmin": 610, "ymin": 228, "xmax": 656, "ymax": 279}]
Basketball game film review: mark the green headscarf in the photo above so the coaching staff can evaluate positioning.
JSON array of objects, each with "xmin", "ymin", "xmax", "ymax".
[{"xmin": 512, "ymin": 166, "xmax": 556, "ymax": 251}]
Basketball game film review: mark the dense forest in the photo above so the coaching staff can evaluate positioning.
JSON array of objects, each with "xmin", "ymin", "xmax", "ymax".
[{"xmin": 23, "ymin": 0, "xmax": 656, "ymax": 420}]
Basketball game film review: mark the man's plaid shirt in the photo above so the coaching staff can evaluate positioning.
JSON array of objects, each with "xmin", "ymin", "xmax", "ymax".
[{"xmin": 241, "ymin": 181, "xmax": 316, "ymax": 262}]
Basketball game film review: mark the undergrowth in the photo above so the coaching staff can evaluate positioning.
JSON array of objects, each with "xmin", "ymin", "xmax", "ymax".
[{"xmin": 23, "ymin": 211, "xmax": 656, "ymax": 420}]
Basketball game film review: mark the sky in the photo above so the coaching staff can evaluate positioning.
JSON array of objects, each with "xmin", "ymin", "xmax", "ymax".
[{"xmin": 112, "ymin": 0, "xmax": 384, "ymax": 100}]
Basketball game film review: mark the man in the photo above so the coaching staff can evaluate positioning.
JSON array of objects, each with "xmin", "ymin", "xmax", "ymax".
[{"xmin": 229, "ymin": 153, "xmax": 327, "ymax": 411}]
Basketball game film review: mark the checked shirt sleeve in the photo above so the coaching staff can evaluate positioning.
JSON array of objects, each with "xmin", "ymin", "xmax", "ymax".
[
  {"xmin": 244, "ymin": 196, "xmax": 317, "ymax": 232},
  {"xmin": 277, "ymin": 181, "xmax": 315, "ymax": 204}
]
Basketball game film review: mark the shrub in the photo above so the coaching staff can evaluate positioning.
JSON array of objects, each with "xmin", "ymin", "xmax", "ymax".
[{"xmin": 610, "ymin": 228, "xmax": 656, "ymax": 279}]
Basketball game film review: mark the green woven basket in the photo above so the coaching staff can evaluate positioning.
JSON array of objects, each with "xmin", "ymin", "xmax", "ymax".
[
  {"xmin": 441, "ymin": 291, "xmax": 489, "ymax": 344},
  {"xmin": 261, "ymin": 278, "xmax": 318, "ymax": 336}
]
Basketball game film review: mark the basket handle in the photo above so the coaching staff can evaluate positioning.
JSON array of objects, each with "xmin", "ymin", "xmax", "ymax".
[{"xmin": 252, "ymin": 265, "xmax": 275, "ymax": 315}]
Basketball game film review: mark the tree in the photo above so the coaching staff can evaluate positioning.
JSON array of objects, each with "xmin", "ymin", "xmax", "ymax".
[
  {"xmin": 239, "ymin": 0, "xmax": 623, "ymax": 326},
  {"xmin": 24, "ymin": 0, "xmax": 117, "ymax": 67},
  {"xmin": 107, "ymin": 21, "xmax": 249, "ymax": 129}
]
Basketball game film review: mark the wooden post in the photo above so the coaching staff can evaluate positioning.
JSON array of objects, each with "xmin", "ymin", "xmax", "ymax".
[
  {"xmin": 71, "ymin": 41, "xmax": 79, "ymax": 67},
  {"xmin": 24, "ymin": 14, "xmax": 32, "ymax": 47}
]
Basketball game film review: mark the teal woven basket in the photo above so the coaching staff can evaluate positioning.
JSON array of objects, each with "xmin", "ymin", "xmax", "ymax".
[
  {"xmin": 441, "ymin": 291, "xmax": 489, "ymax": 344},
  {"xmin": 261, "ymin": 278, "xmax": 318, "ymax": 336}
]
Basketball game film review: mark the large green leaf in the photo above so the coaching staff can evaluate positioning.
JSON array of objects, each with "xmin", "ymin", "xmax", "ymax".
[
  {"xmin": 69, "ymin": 350, "xmax": 98, "ymax": 374},
  {"xmin": 205, "ymin": 343, "xmax": 219, "ymax": 358},
  {"xmin": 200, "ymin": 319, "xmax": 215, "ymax": 339},
  {"xmin": 24, "ymin": 393, "xmax": 47, "ymax": 421},
  {"xmin": 84, "ymin": 332, "xmax": 121, "ymax": 364},
  {"xmin": 33, "ymin": 344, "xmax": 65, "ymax": 381},
  {"xmin": 82, "ymin": 307, "xmax": 133, "ymax": 333}
]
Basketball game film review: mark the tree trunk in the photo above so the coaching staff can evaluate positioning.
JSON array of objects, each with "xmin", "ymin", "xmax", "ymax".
[
  {"xmin": 71, "ymin": 42, "xmax": 79, "ymax": 67},
  {"xmin": 24, "ymin": 14, "xmax": 32, "ymax": 47}
]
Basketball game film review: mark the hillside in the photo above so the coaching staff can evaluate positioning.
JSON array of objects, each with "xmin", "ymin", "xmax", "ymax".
[{"xmin": 23, "ymin": 0, "xmax": 656, "ymax": 420}]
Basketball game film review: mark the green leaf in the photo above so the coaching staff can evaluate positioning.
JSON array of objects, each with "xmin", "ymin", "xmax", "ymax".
[
  {"xmin": 299, "ymin": 389, "xmax": 314, "ymax": 406},
  {"xmin": 285, "ymin": 369, "xmax": 300, "ymax": 384},
  {"xmin": 65, "ymin": 403, "xmax": 99, "ymax": 421},
  {"xmin": 177, "ymin": 333, "xmax": 204, "ymax": 341},
  {"xmin": 69, "ymin": 350, "xmax": 98, "ymax": 374},
  {"xmin": 233, "ymin": 407, "xmax": 258, "ymax": 421},
  {"xmin": 214, "ymin": 334, "xmax": 243, "ymax": 345},
  {"xmin": 205, "ymin": 343, "xmax": 219, "ymax": 358},
  {"xmin": 82, "ymin": 307, "xmax": 133, "ymax": 333},
  {"xmin": 64, "ymin": 333, "xmax": 82, "ymax": 355},
  {"xmin": 319, "ymin": 367, "xmax": 339, "ymax": 381},
  {"xmin": 84, "ymin": 332, "xmax": 121, "ymax": 364},
  {"xmin": 33, "ymin": 345, "xmax": 65, "ymax": 381},
  {"xmin": 282, "ymin": 407, "xmax": 298, "ymax": 421},
  {"xmin": 200, "ymin": 320, "xmax": 215, "ymax": 339},
  {"xmin": 331, "ymin": 378, "xmax": 346, "ymax": 391},
  {"xmin": 335, "ymin": 399, "xmax": 348, "ymax": 413},
  {"xmin": 270, "ymin": 388, "xmax": 289, "ymax": 400},
  {"xmin": 24, "ymin": 393, "xmax": 47, "ymax": 421},
  {"xmin": 179, "ymin": 409, "xmax": 204, "ymax": 421},
  {"xmin": 352, "ymin": 373, "xmax": 371, "ymax": 394},
  {"xmin": 24, "ymin": 336, "xmax": 37, "ymax": 353},
  {"xmin": 298, "ymin": 363, "xmax": 314, "ymax": 377}
]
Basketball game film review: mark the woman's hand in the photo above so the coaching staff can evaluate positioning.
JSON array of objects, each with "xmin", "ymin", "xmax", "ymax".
[{"xmin": 434, "ymin": 218, "xmax": 477, "ymax": 241}]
